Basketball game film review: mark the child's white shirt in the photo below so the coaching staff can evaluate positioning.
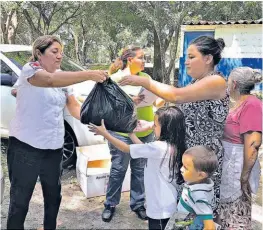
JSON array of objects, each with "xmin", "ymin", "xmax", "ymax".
[{"xmin": 130, "ymin": 141, "xmax": 178, "ymax": 219}]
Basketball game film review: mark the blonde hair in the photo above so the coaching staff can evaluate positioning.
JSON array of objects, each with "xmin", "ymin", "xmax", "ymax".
[
  {"xmin": 108, "ymin": 46, "xmax": 141, "ymax": 75},
  {"xmin": 31, "ymin": 35, "xmax": 62, "ymax": 62}
]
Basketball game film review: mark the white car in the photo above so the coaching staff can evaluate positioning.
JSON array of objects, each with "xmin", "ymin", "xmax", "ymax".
[{"xmin": 0, "ymin": 44, "xmax": 105, "ymax": 168}]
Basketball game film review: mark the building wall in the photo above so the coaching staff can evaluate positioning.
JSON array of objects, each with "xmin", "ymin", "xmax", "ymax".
[{"xmin": 179, "ymin": 24, "xmax": 262, "ymax": 86}]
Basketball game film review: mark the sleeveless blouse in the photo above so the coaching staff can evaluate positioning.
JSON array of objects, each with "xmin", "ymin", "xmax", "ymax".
[{"xmin": 179, "ymin": 73, "xmax": 229, "ymax": 214}]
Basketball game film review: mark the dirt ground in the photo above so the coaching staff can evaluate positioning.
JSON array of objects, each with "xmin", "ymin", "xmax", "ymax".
[
  {"xmin": 1, "ymin": 146, "xmax": 262, "ymax": 230},
  {"xmin": 0, "ymin": 151, "xmax": 147, "ymax": 229}
]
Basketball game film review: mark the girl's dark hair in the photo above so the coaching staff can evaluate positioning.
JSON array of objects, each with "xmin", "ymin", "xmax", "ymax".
[
  {"xmin": 108, "ymin": 45, "xmax": 141, "ymax": 75},
  {"xmin": 190, "ymin": 36, "xmax": 225, "ymax": 65},
  {"xmin": 156, "ymin": 106, "xmax": 186, "ymax": 184},
  {"xmin": 31, "ymin": 35, "xmax": 62, "ymax": 62}
]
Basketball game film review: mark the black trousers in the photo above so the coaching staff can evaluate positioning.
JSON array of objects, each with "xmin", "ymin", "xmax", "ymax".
[
  {"xmin": 7, "ymin": 137, "xmax": 63, "ymax": 230},
  {"xmin": 148, "ymin": 217, "xmax": 170, "ymax": 230}
]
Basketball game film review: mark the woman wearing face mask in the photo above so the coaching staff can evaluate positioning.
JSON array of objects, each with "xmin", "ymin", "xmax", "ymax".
[
  {"xmin": 119, "ymin": 36, "xmax": 229, "ymax": 221},
  {"xmin": 6, "ymin": 35, "xmax": 107, "ymax": 229},
  {"xmin": 220, "ymin": 67, "xmax": 262, "ymax": 229}
]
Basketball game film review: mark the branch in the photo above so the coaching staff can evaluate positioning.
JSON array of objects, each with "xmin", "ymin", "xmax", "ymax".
[
  {"xmin": 80, "ymin": 19, "xmax": 86, "ymax": 38},
  {"xmin": 148, "ymin": 1, "xmax": 155, "ymax": 9},
  {"xmin": 0, "ymin": 4, "xmax": 7, "ymax": 21},
  {"xmin": 48, "ymin": 2, "xmax": 57, "ymax": 22},
  {"xmin": 30, "ymin": 2, "xmax": 49, "ymax": 25},
  {"xmin": 50, "ymin": 4, "xmax": 63, "ymax": 19},
  {"xmin": 46, "ymin": 3, "xmax": 57, "ymax": 33},
  {"xmin": 178, "ymin": 1, "xmax": 184, "ymax": 12},
  {"xmin": 37, "ymin": 13, "xmax": 41, "ymax": 32},
  {"xmin": 131, "ymin": 2, "xmax": 154, "ymax": 22},
  {"xmin": 164, "ymin": 3, "xmax": 187, "ymax": 52},
  {"xmin": 0, "ymin": 5, "xmax": 8, "ymax": 33},
  {"xmin": 166, "ymin": 25, "xmax": 180, "ymax": 77},
  {"xmin": 26, "ymin": 2, "xmax": 43, "ymax": 32},
  {"xmin": 6, "ymin": 8, "xmax": 16, "ymax": 32},
  {"xmin": 164, "ymin": 27, "xmax": 175, "ymax": 52},
  {"xmin": 23, "ymin": 8, "xmax": 42, "ymax": 36},
  {"xmin": 49, "ymin": 4, "xmax": 81, "ymax": 35}
]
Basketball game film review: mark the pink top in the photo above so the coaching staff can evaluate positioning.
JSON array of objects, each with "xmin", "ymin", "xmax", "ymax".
[{"xmin": 223, "ymin": 95, "xmax": 262, "ymax": 144}]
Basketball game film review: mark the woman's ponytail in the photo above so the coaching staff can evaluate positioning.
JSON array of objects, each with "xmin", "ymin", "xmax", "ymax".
[
  {"xmin": 108, "ymin": 58, "xmax": 124, "ymax": 75},
  {"xmin": 108, "ymin": 45, "xmax": 141, "ymax": 75}
]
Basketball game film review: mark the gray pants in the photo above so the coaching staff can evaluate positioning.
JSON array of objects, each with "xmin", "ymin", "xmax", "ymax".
[{"xmin": 104, "ymin": 132, "xmax": 154, "ymax": 211}]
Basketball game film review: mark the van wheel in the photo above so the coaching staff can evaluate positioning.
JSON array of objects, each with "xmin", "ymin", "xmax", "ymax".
[{"xmin": 63, "ymin": 125, "xmax": 78, "ymax": 169}]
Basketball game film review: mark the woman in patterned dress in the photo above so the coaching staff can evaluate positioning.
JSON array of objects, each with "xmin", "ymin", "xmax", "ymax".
[{"xmin": 119, "ymin": 35, "xmax": 229, "ymax": 221}]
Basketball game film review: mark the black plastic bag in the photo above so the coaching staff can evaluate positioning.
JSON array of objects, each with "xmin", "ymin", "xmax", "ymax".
[{"xmin": 80, "ymin": 78, "xmax": 137, "ymax": 133}]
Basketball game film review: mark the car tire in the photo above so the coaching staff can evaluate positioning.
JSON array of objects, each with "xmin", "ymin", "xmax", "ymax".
[
  {"xmin": 63, "ymin": 123, "xmax": 78, "ymax": 169},
  {"xmin": 1, "ymin": 138, "xmax": 8, "ymax": 154}
]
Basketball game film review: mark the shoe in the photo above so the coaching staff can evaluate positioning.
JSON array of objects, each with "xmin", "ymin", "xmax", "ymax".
[
  {"xmin": 102, "ymin": 206, "xmax": 115, "ymax": 222},
  {"xmin": 134, "ymin": 206, "xmax": 148, "ymax": 220}
]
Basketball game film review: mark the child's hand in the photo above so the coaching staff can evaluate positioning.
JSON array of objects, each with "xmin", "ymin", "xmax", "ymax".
[
  {"xmin": 131, "ymin": 94, "xmax": 145, "ymax": 106},
  {"xmin": 88, "ymin": 119, "xmax": 108, "ymax": 136},
  {"xmin": 128, "ymin": 133, "xmax": 136, "ymax": 138},
  {"xmin": 133, "ymin": 120, "xmax": 154, "ymax": 132}
]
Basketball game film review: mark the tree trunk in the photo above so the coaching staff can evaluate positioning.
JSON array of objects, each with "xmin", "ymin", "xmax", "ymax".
[
  {"xmin": 2, "ymin": 33, "xmax": 8, "ymax": 44},
  {"xmin": 80, "ymin": 39, "xmax": 87, "ymax": 65},
  {"xmin": 23, "ymin": 8, "xmax": 43, "ymax": 39},
  {"xmin": 153, "ymin": 28, "xmax": 162, "ymax": 82},
  {"xmin": 70, "ymin": 28, "xmax": 80, "ymax": 63},
  {"xmin": 108, "ymin": 45, "xmax": 115, "ymax": 62},
  {"xmin": 1, "ymin": 7, "xmax": 15, "ymax": 44},
  {"xmin": 166, "ymin": 25, "xmax": 180, "ymax": 84},
  {"xmin": 8, "ymin": 27, "xmax": 16, "ymax": 44},
  {"xmin": 83, "ymin": 44, "xmax": 88, "ymax": 65},
  {"xmin": 7, "ymin": 10, "xmax": 18, "ymax": 44},
  {"xmin": 153, "ymin": 3, "xmax": 166, "ymax": 83}
]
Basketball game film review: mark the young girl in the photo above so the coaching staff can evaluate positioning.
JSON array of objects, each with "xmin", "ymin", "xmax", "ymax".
[{"xmin": 88, "ymin": 106, "xmax": 186, "ymax": 230}]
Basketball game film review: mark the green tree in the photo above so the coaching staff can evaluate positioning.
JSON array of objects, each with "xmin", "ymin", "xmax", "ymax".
[
  {"xmin": 132, "ymin": 1, "xmax": 262, "ymax": 83},
  {"xmin": 131, "ymin": 2, "xmax": 195, "ymax": 83},
  {"xmin": 21, "ymin": 1, "xmax": 82, "ymax": 40},
  {"xmin": 197, "ymin": 1, "xmax": 262, "ymax": 21},
  {"xmin": 0, "ymin": 2, "xmax": 21, "ymax": 44},
  {"xmin": 1, "ymin": 1, "xmax": 261, "ymax": 77},
  {"xmin": 63, "ymin": 2, "xmax": 150, "ymax": 65}
]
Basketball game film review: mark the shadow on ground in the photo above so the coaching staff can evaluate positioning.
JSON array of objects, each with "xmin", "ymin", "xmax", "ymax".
[{"xmin": 1, "ymin": 146, "xmax": 262, "ymax": 229}]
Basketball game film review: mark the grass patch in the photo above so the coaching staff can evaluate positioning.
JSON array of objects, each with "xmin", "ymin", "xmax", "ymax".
[{"xmin": 88, "ymin": 64, "xmax": 110, "ymax": 70}]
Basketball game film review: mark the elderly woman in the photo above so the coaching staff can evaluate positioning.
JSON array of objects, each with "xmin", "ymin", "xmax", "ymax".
[
  {"xmin": 6, "ymin": 35, "xmax": 107, "ymax": 229},
  {"xmin": 220, "ymin": 67, "xmax": 262, "ymax": 229},
  {"xmin": 119, "ymin": 36, "xmax": 229, "ymax": 221}
]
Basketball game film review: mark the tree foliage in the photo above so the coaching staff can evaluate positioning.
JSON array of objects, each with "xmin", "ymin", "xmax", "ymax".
[
  {"xmin": 0, "ymin": 1, "xmax": 261, "ymax": 82},
  {"xmin": 0, "ymin": 2, "xmax": 21, "ymax": 44}
]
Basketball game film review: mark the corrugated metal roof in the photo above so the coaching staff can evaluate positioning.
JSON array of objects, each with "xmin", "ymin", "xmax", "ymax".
[{"xmin": 184, "ymin": 19, "xmax": 262, "ymax": 25}]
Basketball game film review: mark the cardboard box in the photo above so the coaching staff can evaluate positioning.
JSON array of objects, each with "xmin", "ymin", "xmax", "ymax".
[{"xmin": 76, "ymin": 144, "xmax": 130, "ymax": 198}]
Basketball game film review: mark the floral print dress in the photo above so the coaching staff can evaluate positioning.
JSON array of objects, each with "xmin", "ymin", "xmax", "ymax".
[{"xmin": 179, "ymin": 75, "xmax": 229, "ymax": 217}]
